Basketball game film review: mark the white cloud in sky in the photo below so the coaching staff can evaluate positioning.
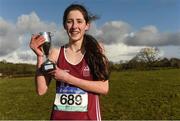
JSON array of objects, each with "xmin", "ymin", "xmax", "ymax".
[
  {"xmin": 0, "ymin": 49, "xmax": 36, "ymax": 64},
  {"xmin": 125, "ymin": 25, "xmax": 180, "ymax": 46},
  {"xmin": 104, "ymin": 43, "xmax": 144, "ymax": 62},
  {"xmin": 98, "ymin": 21, "xmax": 131, "ymax": 45},
  {"xmin": 16, "ymin": 12, "xmax": 57, "ymax": 34},
  {"xmin": 0, "ymin": 17, "xmax": 20, "ymax": 56},
  {"xmin": 0, "ymin": 12, "xmax": 179, "ymax": 64}
]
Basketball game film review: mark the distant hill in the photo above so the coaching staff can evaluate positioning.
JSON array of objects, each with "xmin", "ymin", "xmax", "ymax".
[{"xmin": 0, "ymin": 60, "xmax": 36, "ymax": 77}]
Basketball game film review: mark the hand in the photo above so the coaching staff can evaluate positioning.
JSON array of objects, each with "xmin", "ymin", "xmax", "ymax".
[
  {"xmin": 48, "ymin": 66, "xmax": 68, "ymax": 81},
  {"xmin": 29, "ymin": 34, "xmax": 45, "ymax": 57}
]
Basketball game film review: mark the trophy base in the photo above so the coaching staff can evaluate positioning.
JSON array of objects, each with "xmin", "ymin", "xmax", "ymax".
[{"xmin": 41, "ymin": 59, "xmax": 56, "ymax": 73}]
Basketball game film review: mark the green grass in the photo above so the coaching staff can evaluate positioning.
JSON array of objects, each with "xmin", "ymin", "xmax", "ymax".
[
  {"xmin": 0, "ymin": 69, "xmax": 180, "ymax": 120},
  {"xmin": 0, "ymin": 77, "xmax": 55, "ymax": 120},
  {"xmin": 101, "ymin": 69, "xmax": 180, "ymax": 120}
]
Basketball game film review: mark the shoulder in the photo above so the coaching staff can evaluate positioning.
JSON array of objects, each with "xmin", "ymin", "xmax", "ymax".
[{"xmin": 48, "ymin": 47, "xmax": 61, "ymax": 63}]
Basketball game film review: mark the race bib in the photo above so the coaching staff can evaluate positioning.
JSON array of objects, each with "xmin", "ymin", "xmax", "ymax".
[{"xmin": 54, "ymin": 83, "xmax": 88, "ymax": 112}]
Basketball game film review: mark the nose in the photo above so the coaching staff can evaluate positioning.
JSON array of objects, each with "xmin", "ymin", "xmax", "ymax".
[{"xmin": 72, "ymin": 21, "xmax": 78, "ymax": 29}]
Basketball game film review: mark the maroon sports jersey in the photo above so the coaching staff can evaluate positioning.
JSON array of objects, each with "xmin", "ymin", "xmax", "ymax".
[{"xmin": 50, "ymin": 46, "xmax": 101, "ymax": 120}]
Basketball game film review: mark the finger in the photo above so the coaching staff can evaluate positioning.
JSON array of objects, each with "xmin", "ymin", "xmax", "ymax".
[
  {"xmin": 48, "ymin": 70, "xmax": 55, "ymax": 75},
  {"xmin": 38, "ymin": 35, "xmax": 45, "ymax": 40},
  {"xmin": 30, "ymin": 35, "xmax": 43, "ymax": 45},
  {"xmin": 32, "ymin": 35, "xmax": 45, "ymax": 44},
  {"xmin": 55, "ymin": 65, "xmax": 59, "ymax": 70},
  {"xmin": 38, "ymin": 36, "xmax": 46, "ymax": 43},
  {"xmin": 32, "ymin": 36, "xmax": 45, "ymax": 47},
  {"xmin": 32, "ymin": 34, "xmax": 40, "ymax": 39},
  {"xmin": 38, "ymin": 39, "xmax": 45, "ymax": 45}
]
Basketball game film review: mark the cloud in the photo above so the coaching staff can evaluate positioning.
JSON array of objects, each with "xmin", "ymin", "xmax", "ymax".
[
  {"xmin": 0, "ymin": 12, "xmax": 63, "ymax": 57},
  {"xmin": 0, "ymin": 17, "xmax": 21, "ymax": 56},
  {"xmin": 0, "ymin": 49, "xmax": 35, "ymax": 64},
  {"xmin": 17, "ymin": 50, "xmax": 36, "ymax": 62},
  {"xmin": 0, "ymin": 12, "xmax": 179, "ymax": 63},
  {"xmin": 104, "ymin": 43, "xmax": 144, "ymax": 62},
  {"xmin": 124, "ymin": 25, "xmax": 180, "ymax": 46},
  {"xmin": 96, "ymin": 21, "xmax": 131, "ymax": 45},
  {"xmin": 16, "ymin": 12, "xmax": 57, "ymax": 34},
  {"xmin": 89, "ymin": 22, "xmax": 180, "ymax": 47},
  {"xmin": 52, "ymin": 28, "xmax": 68, "ymax": 47},
  {"xmin": 16, "ymin": 12, "xmax": 70, "ymax": 49}
]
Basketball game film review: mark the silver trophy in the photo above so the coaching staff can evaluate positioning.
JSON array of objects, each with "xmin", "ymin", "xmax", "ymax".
[{"xmin": 39, "ymin": 32, "xmax": 56, "ymax": 73}]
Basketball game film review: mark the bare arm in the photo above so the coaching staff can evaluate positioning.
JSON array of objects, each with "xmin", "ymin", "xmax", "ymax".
[
  {"xmin": 50, "ymin": 68, "xmax": 109, "ymax": 95},
  {"xmin": 64, "ymin": 72, "xmax": 109, "ymax": 95},
  {"xmin": 29, "ymin": 34, "xmax": 59, "ymax": 95},
  {"xmin": 35, "ymin": 56, "xmax": 51, "ymax": 95},
  {"xmin": 50, "ymin": 42, "xmax": 109, "ymax": 95}
]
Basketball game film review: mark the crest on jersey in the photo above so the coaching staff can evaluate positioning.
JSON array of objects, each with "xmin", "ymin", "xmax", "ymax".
[{"xmin": 82, "ymin": 66, "xmax": 90, "ymax": 77}]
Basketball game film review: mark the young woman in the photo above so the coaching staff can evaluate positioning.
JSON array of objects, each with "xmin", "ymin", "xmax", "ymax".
[{"xmin": 30, "ymin": 4, "xmax": 109, "ymax": 120}]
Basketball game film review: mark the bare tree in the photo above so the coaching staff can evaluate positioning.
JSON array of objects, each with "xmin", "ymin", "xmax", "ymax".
[{"xmin": 130, "ymin": 47, "xmax": 161, "ymax": 69}]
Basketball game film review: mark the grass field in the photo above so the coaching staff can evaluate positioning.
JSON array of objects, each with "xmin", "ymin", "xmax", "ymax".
[{"xmin": 0, "ymin": 69, "xmax": 180, "ymax": 120}]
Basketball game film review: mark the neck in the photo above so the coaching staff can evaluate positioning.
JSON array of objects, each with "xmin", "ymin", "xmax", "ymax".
[{"xmin": 68, "ymin": 39, "xmax": 84, "ymax": 53}]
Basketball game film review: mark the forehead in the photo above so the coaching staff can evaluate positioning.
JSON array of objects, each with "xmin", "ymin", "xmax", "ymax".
[{"xmin": 67, "ymin": 10, "xmax": 85, "ymax": 19}]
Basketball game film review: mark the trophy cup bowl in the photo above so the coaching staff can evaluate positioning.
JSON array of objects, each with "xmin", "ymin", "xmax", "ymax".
[{"xmin": 39, "ymin": 32, "xmax": 56, "ymax": 73}]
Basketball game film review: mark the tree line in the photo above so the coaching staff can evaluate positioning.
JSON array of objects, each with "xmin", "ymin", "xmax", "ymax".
[
  {"xmin": 110, "ymin": 47, "xmax": 180, "ymax": 71},
  {"xmin": 110, "ymin": 57, "xmax": 180, "ymax": 71},
  {"xmin": 0, "ymin": 60, "xmax": 35, "ymax": 77},
  {"xmin": 0, "ymin": 47, "xmax": 179, "ymax": 77}
]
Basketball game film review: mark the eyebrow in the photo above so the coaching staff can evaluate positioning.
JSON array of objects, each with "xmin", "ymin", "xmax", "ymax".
[{"xmin": 67, "ymin": 18, "xmax": 84, "ymax": 21}]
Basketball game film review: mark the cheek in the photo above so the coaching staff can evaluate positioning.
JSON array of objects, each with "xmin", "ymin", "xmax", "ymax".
[
  {"xmin": 65, "ymin": 24, "xmax": 72, "ymax": 30},
  {"xmin": 81, "ymin": 24, "xmax": 88, "ymax": 30},
  {"xmin": 66, "ymin": 26, "xmax": 71, "ymax": 30}
]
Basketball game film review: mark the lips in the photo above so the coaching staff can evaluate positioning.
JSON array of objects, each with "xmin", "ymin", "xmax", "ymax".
[{"xmin": 70, "ymin": 31, "xmax": 79, "ymax": 36}]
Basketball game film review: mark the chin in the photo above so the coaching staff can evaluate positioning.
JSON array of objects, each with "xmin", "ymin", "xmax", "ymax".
[{"xmin": 70, "ymin": 36, "xmax": 82, "ymax": 41}]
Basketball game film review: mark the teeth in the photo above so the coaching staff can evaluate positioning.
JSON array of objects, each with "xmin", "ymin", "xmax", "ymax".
[{"xmin": 71, "ymin": 31, "xmax": 78, "ymax": 34}]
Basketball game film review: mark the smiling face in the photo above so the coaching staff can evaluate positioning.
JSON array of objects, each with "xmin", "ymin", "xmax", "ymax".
[{"xmin": 65, "ymin": 10, "xmax": 89, "ymax": 42}]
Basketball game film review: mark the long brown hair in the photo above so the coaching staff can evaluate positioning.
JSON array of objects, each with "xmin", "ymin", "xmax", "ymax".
[{"xmin": 63, "ymin": 4, "xmax": 110, "ymax": 80}]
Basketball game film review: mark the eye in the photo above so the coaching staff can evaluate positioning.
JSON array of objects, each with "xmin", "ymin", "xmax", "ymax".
[
  {"xmin": 77, "ymin": 20, "xmax": 83, "ymax": 23},
  {"xmin": 66, "ymin": 20, "xmax": 72, "ymax": 24},
  {"xmin": 77, "ymin": 19, "xmax": 85, "ymax": 24}
]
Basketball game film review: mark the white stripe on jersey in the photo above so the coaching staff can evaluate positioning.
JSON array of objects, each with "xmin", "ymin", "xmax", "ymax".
[{"xmin": 96, "ymin": 95, "xmax": 101, "ymax": 121}]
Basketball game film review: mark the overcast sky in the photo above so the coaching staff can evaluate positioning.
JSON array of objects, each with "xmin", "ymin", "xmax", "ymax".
[{"xmin": 0, "ymin": 0, "xmax": 180, "ymax": 63}]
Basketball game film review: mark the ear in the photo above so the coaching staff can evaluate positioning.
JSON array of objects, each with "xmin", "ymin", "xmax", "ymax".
[{"xmin": 85, "ymin": 23, "xmax": 90, "ymax": 31}]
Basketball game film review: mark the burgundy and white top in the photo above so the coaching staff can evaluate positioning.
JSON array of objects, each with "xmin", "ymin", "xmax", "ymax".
[{"xmin": 50, "ymin": 46, "xmax": 101, "ymax": 120}]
